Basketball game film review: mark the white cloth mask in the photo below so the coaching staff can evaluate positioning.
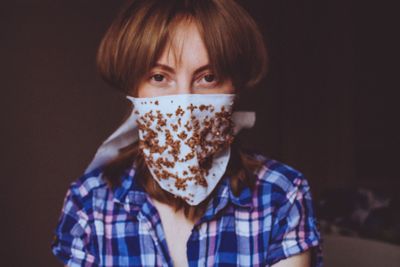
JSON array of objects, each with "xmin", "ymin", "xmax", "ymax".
[
  {"xmin": 83, "ymin": 95, "xmax": 256, "ymax": 205},
  {"xmin": 127, "ymin": 94, "xmax": 235, "ymax": 205}
]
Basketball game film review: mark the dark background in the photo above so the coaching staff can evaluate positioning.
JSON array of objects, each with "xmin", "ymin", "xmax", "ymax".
[{"xmin": 2, "ymin": 0, "xmax": 397, "ymax": 266}]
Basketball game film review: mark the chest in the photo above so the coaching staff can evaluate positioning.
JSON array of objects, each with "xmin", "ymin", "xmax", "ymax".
[
  {"xmin": 94, "ymin": 204, "xmax": 270, "ymax": 266},
  {"xmin": 152, "ymin": 199, "xmax": 194, "ymax": 267}
]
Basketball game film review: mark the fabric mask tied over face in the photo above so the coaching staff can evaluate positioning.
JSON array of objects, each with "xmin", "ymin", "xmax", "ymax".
[{"xmin": 126, "ymin": 94, "xmax": 235, "ymax": 205}]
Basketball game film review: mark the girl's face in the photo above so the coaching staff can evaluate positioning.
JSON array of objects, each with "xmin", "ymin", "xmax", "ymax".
[{"xmin": 137, "ymin": 21, "xmax": 234, "ymax": 98}]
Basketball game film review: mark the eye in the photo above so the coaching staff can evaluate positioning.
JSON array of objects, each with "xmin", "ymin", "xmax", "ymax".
[
  {"xmin": 193, "ymin": 73, "xmax": 220, "ymax": 91},
  {"xmin": 151, "ymin": 74, "xmax": 165, "ymax": 82},
  {"xmin": 203, "ymin": 74, "xmax": 216, "ymax": 83},
  {"xmin": 196, "ymin": 73, "xmax": 219, "ymax": 88}
]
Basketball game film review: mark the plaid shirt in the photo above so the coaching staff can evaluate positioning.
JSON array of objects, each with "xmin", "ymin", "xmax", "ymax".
[{"xmin": 51, "ymin": 155, "xmax": 322, "ymax": 266}]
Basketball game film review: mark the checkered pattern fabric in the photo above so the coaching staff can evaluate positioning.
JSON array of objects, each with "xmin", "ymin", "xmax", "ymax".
[{"xmin": 52, "ymin": 154, "xmax": 322, "ymax": 266}]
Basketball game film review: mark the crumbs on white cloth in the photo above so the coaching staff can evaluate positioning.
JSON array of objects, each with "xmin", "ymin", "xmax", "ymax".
[{"xmin": 84, "ymin": 95, "xmax": 256, "ymax": 204}]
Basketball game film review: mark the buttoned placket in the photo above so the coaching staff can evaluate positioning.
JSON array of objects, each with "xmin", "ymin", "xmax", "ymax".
[
  {"xmin": 137, "ymin": 200, "xmax": 174, "ymax": 267},
  {"xmin": 132, "ymin": 192, "xmax": 231, "ymax": 267},
  {"xmin": 112, "ymin": 171, "xmax": 173, "ymax": 267},
  {"xmin": 113, "ymin": 169, "xmax": 254, "ymax": 266}
]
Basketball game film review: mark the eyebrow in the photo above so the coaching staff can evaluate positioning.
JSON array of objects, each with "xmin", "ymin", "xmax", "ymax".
[{"xmin": 153, "ymin": 63, "xmax": 212, "ymax": 76}]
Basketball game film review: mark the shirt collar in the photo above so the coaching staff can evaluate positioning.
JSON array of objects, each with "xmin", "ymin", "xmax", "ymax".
[
  {"xmin": 112, "ymin": 166, "xmax": 147, "ymax": 208},
  {"xmin": 196, "ymin": 174, "xmax": 254, "ymax": 225},
  {"xmin": 112, "ymin": 165, "xmax": 254, "ymax": 218}
]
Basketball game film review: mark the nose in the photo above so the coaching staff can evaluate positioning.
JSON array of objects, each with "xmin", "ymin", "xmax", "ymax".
[{"xmin": 174, "ymin": 73, "xmax": 192, "ymax": 94}]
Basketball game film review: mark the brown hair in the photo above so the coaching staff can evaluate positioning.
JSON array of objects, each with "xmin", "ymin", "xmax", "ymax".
[
  {"xmin": 96, "ymin": 0, "xmax": 268, "ymax": 94},
  {"xmin": 96, "ymin": 0, "xmax": 268, "ymax": 221}
]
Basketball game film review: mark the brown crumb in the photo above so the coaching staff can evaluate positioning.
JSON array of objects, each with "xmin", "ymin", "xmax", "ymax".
[
  {"xmin": 184, "ymin": 151, "xmax": 195, "ymax": 161},
  {"xmin": 175, "ymin": 106, "xmax": 185, "ymax": 116},
  {"xmin": 187, "ymin": 103, "xmax": 197, "ymax": 112},
  {"xmin": 171, "ymin": 123, "xmax": 179, "ymax": 132},
  {"xmin": 175, "ymin": 178, "xmax": 187, "ymax": 191},
  {"xmin": 177, "ymin": 131, "xmax": 187, "ymax": 140}
]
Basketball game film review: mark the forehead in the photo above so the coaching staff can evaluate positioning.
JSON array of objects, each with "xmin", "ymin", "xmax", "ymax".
[{"xmin": 157, "ymin": 20, "xmax": 209, "ymax": 68}]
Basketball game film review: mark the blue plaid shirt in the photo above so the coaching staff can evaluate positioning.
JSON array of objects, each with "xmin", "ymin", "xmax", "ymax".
[{"xmin": 51, "ymin": 155, "xmax": 322, "ymax": 266}]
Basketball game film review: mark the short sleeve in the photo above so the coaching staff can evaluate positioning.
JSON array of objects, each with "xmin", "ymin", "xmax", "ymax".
[
  {"xmin": 266, "ymin": 175, "xmax": 323, "ymax": 266},
  {"xmin": 51, "ymin": 188, "xmax": 98, "ymax": 267}
]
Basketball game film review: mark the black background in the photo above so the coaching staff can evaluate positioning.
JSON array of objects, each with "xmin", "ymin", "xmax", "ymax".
[{"xmin": 2, "ymin": 0, "xmax": 397, "ymax": 266}]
